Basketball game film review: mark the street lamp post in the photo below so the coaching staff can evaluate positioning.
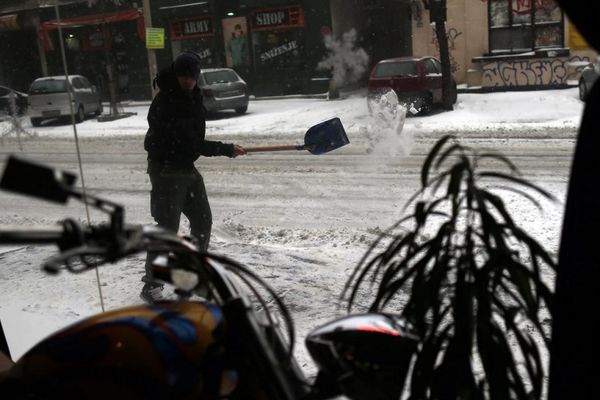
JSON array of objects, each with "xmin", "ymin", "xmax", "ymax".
[{"xmin": 142, "ymin": 0, "xmax": 158, "ymax": 99}]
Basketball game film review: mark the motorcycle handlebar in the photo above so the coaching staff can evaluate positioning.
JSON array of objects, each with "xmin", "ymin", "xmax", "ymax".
[
  {"xmin": 0, "ymin": 225, "xmax": 64, "ymax": 244},
  {"xmin": 0, "ymin": 220, "xmax": 162, "ymax": 274}
]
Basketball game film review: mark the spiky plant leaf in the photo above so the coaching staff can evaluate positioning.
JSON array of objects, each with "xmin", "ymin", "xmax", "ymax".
[
  {"xmin": 344, "ymin": 136, "xmax": 556, "ymax": 400},
  {"xmin": 478, "ymin": 171, "xmax": 556, "ymax": 201},
  {"xmin": 421, "ymin": 135, "xmax": 454, "ymax": 187}
]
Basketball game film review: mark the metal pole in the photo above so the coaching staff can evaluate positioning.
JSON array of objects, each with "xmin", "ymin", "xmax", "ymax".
[
  {"xmin": 142, "ymin": 0, "xmax": 158, "ymax": 98},
  {"xmin": 54, "ymin": 2, "xmax": 105, "ymax": 313}
]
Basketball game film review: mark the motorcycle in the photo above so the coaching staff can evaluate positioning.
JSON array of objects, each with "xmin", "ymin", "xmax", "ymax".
[{"xmin": 0, "ymin": 156, "xmax": 418, "ymax": 400}]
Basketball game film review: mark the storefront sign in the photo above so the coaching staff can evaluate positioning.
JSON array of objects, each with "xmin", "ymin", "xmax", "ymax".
[
  {"xmin": 0, "ymin": 14, "xmax": 18, "ymax": 31},
  {"xmin": 146, "ymin": 27, "xmax": 165, "ymax": 49},
  {"xmin": 251, "ymin": 6, "xmax": 304, "ymax": 31},
  {"xmin": 169, "ymin": 16, "xmax": 214, "ymax": 40},
  {"xmin": 260, "ymin": 40, "xmax": 298, "ymax": 62}
]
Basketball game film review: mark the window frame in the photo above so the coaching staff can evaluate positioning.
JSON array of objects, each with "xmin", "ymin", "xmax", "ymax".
[{"xmin": 488, "ymin": 0, "xmax": 565, "ymax": 55}]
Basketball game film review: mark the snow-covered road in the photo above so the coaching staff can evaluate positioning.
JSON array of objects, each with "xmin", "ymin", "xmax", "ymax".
[{"xmin": 0, "ymin": 88, "xmax": 581, "ymax": 373}]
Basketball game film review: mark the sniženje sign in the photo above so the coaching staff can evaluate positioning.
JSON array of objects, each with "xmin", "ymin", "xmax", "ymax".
[{"xmin": 146, "ymin": 27, "xmax": 165, "ymax": 49}]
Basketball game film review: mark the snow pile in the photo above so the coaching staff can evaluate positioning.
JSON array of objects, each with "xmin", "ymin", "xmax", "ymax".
[
  {"xmin": 0, "ymin": 88, "xmax": 583, "ymax": 142},
  {"xmin": 364, "ymin": 89, "xmax": 412, "ymax": 156}
]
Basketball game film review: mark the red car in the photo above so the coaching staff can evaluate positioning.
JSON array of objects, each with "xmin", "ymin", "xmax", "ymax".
[{"xmin": 367, "ymin": 56, "xmax": 457, "ymax": 114}]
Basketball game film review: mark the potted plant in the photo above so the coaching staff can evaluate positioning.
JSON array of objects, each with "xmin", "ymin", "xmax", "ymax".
[{"xmin": 343, "ymin": 135, "xmax": 556, "ymax": 399}]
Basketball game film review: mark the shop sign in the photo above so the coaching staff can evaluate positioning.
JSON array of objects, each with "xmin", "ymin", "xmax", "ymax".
[
  {"xmin": 251, "ymin": 6, "xmax": 304, "ymax": 31},
  {"xmin": 146, "ymin": 27, "xmax": 165, "ymax": 49},
  {"xmin": 169, "ymin": 16, "xmax": 214, "ymax": 40},
  {"xmin": 0, "ymin": 14, "xmax": 19, "ymax": 31},
  {"xmin": 260, "ymin": 40, "xmax": 298, "ymax": 62}
]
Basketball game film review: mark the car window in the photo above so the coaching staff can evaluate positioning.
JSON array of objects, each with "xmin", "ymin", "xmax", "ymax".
[
  {"xmin": 29, "ymin": 79, "xmax": 67, "ymax": 94},
  {"xmin": 203, "ymin": 70, "xmax": 239, "ymax": 84},
  {"xmin": 72, "ymin": 78, "xmax": 82, "ymax": 89},
  {"xmin": 424, "ymin": 59, "xmax": 438, "ymax": 75},
  {"xmin": 80, "ymin": 77, "xmax": 91, "ymax": 88},
  {"xmin": 372, "ymin": 61, "xmax": 417, "ymax": 77}
]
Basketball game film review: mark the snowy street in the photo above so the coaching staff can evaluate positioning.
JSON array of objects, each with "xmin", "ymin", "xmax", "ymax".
[{"xmin": 0, "ymin": 88, "xmax": 582, "ymax": 371}]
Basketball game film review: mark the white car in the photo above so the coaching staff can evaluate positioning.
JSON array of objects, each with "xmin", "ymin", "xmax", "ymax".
[
  {"xmin": 28, "ymin": 75, "xmax": 102, "ymax": 126},
  {"xmin": 199, "ymin": 68, "xmax": 249, "ymax": 114}
]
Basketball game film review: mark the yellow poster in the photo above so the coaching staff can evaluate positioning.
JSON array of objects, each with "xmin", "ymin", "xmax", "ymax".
[
  {"xmin": 569, "ymin": 21, "xmax": 590, "ymax": 50},
  {"xmin": 146, "ymin": 27, "xmax": 165, "ymax": 49}
]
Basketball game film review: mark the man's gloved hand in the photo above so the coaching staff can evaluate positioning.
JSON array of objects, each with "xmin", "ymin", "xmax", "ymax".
[{"xmin": 232, "ymin": 144, "xmax": 247, "ymax": 158}]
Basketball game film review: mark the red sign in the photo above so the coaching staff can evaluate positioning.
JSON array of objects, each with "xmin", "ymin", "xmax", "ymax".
[
  {"xmin": 169, "ymin": 15, "xmax": 214, "ymax": 40},
  {"xmin": 250, "ymin": 5, "xmax": 304, "ymax": 32},
  {"xmin": 512, "ymin": 0, "xmax": 558, "ymax": 15}
]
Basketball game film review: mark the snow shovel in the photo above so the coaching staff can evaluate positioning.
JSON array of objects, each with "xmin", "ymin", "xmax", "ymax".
[{"xmin": 245, "ymin": 117, "xmax": 349, "ymax": 154}]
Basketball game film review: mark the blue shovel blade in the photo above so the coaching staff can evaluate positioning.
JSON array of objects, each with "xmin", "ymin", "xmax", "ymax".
[{"xmin": 304, "ymin": 117, "xmax": 350, "ymax": 155}]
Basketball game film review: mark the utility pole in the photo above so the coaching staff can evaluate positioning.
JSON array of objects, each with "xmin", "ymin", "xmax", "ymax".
[
  {"xmin": 425, "ymin": 0, "xmax": 454, "ymax": 110},
  {"xmin": 142, "ymin": 0, "xmax": 158, "ymax": 99}
]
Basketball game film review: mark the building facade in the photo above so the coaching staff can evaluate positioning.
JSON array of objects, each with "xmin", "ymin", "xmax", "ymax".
[
  {"xmin": 0, "ymin": 1, "xmax": 595, "ymax": 100},
  {"xmin": 151, "ymin": 0, "xmax": 334, "ymax": 97},
  {"xmin": 411, "ymin": 0, "xmax": 597, "ymax": 90},
  {"xmin": 0, "ymin": 0, "xmax": 415, "ymax": 100}
]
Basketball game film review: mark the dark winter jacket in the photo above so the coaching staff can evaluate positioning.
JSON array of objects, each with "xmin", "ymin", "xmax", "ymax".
[{"xmin": 144, "ymin": 66, "xmax": 234, "ymax": 171}]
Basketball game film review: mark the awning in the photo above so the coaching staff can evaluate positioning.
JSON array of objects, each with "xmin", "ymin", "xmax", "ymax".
[{"xmin": 39, "ymin": 9, "xmax": 145, "ymax": 51}]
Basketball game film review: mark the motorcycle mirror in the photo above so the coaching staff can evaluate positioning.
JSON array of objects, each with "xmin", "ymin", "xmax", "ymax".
[
  {"xmin": 0, "ymin": 156, "xmax": 77, "ymax": 204},
  {"xmin": 306, "ymin": 313, "xmax": 418, "ymax": 400}
]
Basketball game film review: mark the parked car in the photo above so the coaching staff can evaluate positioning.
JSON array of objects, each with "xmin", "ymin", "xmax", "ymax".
[
  {"xmin": 578, "ymin": 56, "xmax": 600, "ymax": 101},
  {"xmin": 0, "ymin": 85, "xmax": 28, "ymax": 117},
  {"xmin": 28, "ymin": 75, "xmax": 102, "ymax": 126},
  {"xmin": 199, "ymin": 68, "xmax": 249, "ymax": 114},
  {"xmin": 367, "ymin": 56, "xmax": 457, "ymax": 115}
]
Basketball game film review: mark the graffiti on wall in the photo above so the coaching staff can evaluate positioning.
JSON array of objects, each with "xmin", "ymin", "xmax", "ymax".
[
  {"xmin": 481, "ymin": 55, "xmax": 590, "ymax": 87},
  {"xmin": 430, "ymin": 27, "xmax": 463, "ymax": 74}
]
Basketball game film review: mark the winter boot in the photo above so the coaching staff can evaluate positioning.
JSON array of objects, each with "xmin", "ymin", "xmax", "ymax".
[{"xmin": 140, "ymin": 283, "xmax": 164, "ymax": 303}]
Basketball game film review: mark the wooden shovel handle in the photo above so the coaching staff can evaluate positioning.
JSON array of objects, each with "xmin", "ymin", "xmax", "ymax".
[{"xmin": 245, "ymin": 145, "xmax": 305, "ymax": 153}]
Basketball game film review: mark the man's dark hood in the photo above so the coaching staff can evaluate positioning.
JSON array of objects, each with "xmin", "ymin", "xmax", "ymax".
[{"xmin": 153, "ymin": 65, "xmax": 181, "ymax": 93}]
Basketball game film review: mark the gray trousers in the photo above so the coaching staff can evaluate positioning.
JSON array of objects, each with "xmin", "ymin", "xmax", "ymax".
[{"xmin": 143, "ymin": 165, "xmax": 212, "ymax": 283}]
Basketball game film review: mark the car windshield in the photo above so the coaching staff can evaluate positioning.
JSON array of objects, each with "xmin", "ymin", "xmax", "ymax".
[
  {"xmin": 372, "ymin": 61, "xmax": 417, "ymax": 77},
  {"xmin": 29, "ymin": 79, "xmax": 67, "ymax": 94},
  {"xmin": 203, "ymin": 70, "xmax": 239, "ymax": 84}
]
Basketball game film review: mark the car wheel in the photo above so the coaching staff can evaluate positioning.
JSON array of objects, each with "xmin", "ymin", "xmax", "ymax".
[
  {"xmin": 30, "ymin": 117, "xmax": 43, "ymax": 127},
  {"xmin": 75, "ymin": 105, "xmax": 84, "ymax": 123},
  {"xmin": 235, "ymin": 106, "xmax": 248, "ymax": 114},
  {"xmin": 579, "ymin": 80, "xmax": 587, "ymax": 101}
]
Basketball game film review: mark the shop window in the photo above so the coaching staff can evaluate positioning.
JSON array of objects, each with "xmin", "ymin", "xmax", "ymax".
[
  {"xmin": 249, "ymin": 5, "xmax": 305, "ymax": 71},
  {"xmin": 169, "ymin": 15, "xmax": 218, "ymax": 67},
  {"xmin": 251, "ymin": 29, "xmax": 304, "ymax": 70},
  {"xmin": 489, "ymin": 0, "xmax": 563, "ymax": 54},
  {"xmin": 72, "ymin": 78, "xmax": 83, "ymax": 89}
]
